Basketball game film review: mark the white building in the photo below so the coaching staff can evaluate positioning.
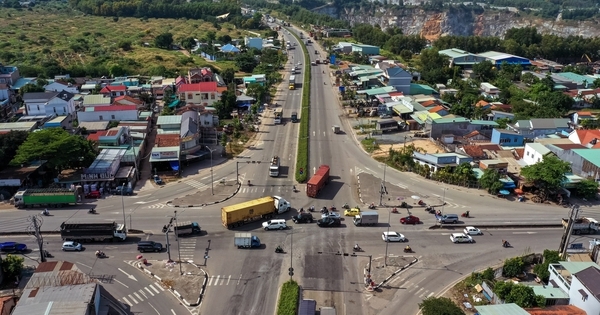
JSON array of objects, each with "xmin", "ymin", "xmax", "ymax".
[
  {"xmin": 77, "ymin": 105, "xmax": 138, "ymax": 122},
  {"xmin": 23, "ymin": 91, "xmax": 76, "ymax": 116},
  {"xmin": 45, "ymin": 81, "xmax": 79, "ymax": 94},
  {"xmin": 548, "ymin": 262, "xmax": 600, "ymax": 315},
  {"xmin": 523, "ymin": 143, "xmax": 552, "ymax": 166}
]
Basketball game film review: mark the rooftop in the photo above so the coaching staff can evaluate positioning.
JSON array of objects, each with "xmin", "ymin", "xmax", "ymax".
[
  {"xmin": 83, "ymin": 94, "xmax": 111, "ymax": 106},
  {"xmin": 529, "ymin": 284, "xmax": 569, "ymax": 299},
  {"xmin": 157, "ymin": 115, "xmax": 183, "ymax": 126},
  {"xmin": 13, "ymin": 283, "xmax": 96, "ymax": 315},
  {"xmin": 22, "ymin": 92, "xmax": 58, "ymax": 101},
  {"xmin": 571, "ymin": 149, "xmax": 600, "ymax": 168},
  {"xmin": 474, "ymin": 303, "xmax": 530, "ymax": 315},
  {"xmin": 478, "ymin": 50, "xmax": 519, "ymax": 60},
  {"xmin": 177, "ymin": 82, "xmax": 218, "ymax": 93},
  {"xmin": 574, "ymin": 266, "xmax": 600, "ymax": 300},
  {"xmin": 439, "ymin": 48, "xmax": 471, "ymax": 58},
  {"xmin": 526, "ymin": 143, "xmax": 552, "ymax": 155},
  {"xmin": 85, "ymin": 105, "xmax": 137, "ymax": 112},
  {"xmin": 526, "ymin": 305, "xmax": 586, "ymax": 315}
]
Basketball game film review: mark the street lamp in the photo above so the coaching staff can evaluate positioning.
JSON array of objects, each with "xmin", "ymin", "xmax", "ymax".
[
  {"xmin": 207, "ymin": 147, "xmax": 217, "ymax": 195},
  {"xmin": 441, "ymin": 187, "xmax": 447, "ymax": 216},
  {"xmin": 121, "ymin": 183, "xmax": 126, "ymax": 230},
  {"xmin": 173, "ymin": 211, "xmax": 183, "ymax": 275},
  {"xmin": 384, "ymin": 208, "xmax": 391, "ymax": 266}
]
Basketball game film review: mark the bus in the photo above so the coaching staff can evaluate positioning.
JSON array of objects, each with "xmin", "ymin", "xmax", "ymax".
[
  {"xmin": 289, "ymin": 75, "xmax": 296, "ymax": 90},
  {"xmin": 274, "ymin": 108, "xmax": 283, "ymax": 124}
]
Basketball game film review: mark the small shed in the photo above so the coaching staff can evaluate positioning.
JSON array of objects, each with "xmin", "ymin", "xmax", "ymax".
[{"xmin": 375, "ymin": 119, "xmax": 399, "ymax": 132}]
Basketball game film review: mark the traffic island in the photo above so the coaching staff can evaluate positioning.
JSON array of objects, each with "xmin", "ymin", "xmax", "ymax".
[
  {"xmin": 137, "ymin": 259, "xmax": 208, "ymax": 307},
  {"xmin": 169, "ymin": 179, "xmax": 239, "ymax": 207},
  {"xmin": 361, "ymin": 255, "xmax": 418, "ymax": 312},
  {"xmin": 357, "ymin": 172, "xmax": 442, "ymax": 208}
]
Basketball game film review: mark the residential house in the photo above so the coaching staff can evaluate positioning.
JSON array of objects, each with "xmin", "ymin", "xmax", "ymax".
[
  {"xmin": 480, "ymin": 82, "xmax": 500, "ymax": 97},
  {"xmin": 438, "ymin": 48, "xmax": 488, "ymax": 68},
  {"xmin": 376, "ymin": 119, "xmax": 400, "ymax": 132},
  {"xmin": 384, "ymin": 66, "xmax": 411, "ymax": 95},
  {"xmin": 548, "ymin": 262, "xmax": 600, "ymax": 315},
  {"xmin": 113, "ymin": 95, "xmax": 144, "ymax": 108},
  {"xmin": 0, "ymin": 121, "xmax": 38, "ymax": 132},
  {"xmin": 100, "ymin": 85, "xmax": 127, "ymax": 98},
  {"xmin": 427, "ymin": 117, "xmax": 498, "ymax": 139},
  {"xmin": 83, "ymin": 94, "xmax": 112, "ymax": 107},
  {"xmin": 243, "ymin": 74, "xmax": 267, "ymax": 87},
  {"xmin": 188, "ymin": 67, "xmax": 214, "ymax": 83},
  {"xmin": 530, "ymin": 58, "xmax": 564, "ymax": 72},
  {"xmin": 77, "ymin": 105, "xmax": 138, "ymax": 122},
  {"xmin": 42, "ymin": 115, "xmax": 73, "ymax": 130},
  {"xmin": 523, "ymin": 142, "xmax": 553, "ymax": 165},
  {"xmin": 177, "ymin": 82, "xmax": 220, "ymax": 106},
  {"xmin": 569, "ymin": 129, "xmax": 600, "ymax": 148},
  {"xmin": 245, "ymin": 37, "xmax": 263, "ymax": 50},
  {"xmin": 180, "ymin": 110, "xmax": 201, "ymax": 155},
  {"xmin": 412, "ymin": 152, "xmax": 473, "ymax": 173},
  {"xmin": 409, "ymin": 83, "xmax": 437, "ymax": 95},
  {"xmin": 335, "ymin": 42, "xmax": 353, "ymax": 54},
  {"xmin": 0, "ymin": 64, "xmax": 20, "ymax": 85},
  {"xmin": 351, "ymin": 44, "xmax": 380, "ymax": 56},
  {"xmin": 458, "ymin": 144, "xmax": 486, "ymax": 159},
  {"xmin": 220, "ymin": 44, "xmax": 240, "ymax": 54},
  {"xmin": 491, "ymin": 129, "xmax": 524, "ymax": 147},
  {"xmin": 11, "ymin": 260, "xmax": 130, "ymax": 315},
  {"xmin": 474, "ymin": 304, "xmax": 530, "ymax": 315},
  {"xmin": 509, "ymin": 118, "xmax": 571, "ymax": 139},
  {"xmin": 477, "ymin": 51, "xmax": 531, "ymax": 68},
  {"xmin": 566, "ymin": 88, "xmax": 600, "ymax": 108},
  {"xmin": 486, "ymin": 110, "xmax": 515, "ymax": 121},
  {"xmin": 44, "ymin": 80, "xmax": 79, "ymax": 94},
  {"xmin": 572, "ymin": 111, "xmax": 597, "ymax": 127},
  {"xmin": 23, "ymin": 91, "xmax": 76, "ymax": 116}
]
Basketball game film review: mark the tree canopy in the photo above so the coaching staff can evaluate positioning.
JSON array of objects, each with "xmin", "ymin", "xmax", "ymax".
[
  {"xmin": 520, "ymin": 155, "xmax": 572, "ymax": 197},
  {"xmin": 0, "ymin": 131, "xmax": 29, "ymax": 171},
  {"xmin": 11, "ymin": 128, "xmax": 97, "ymax": 171},
  {"xmin": 479, "ymin": 168, "xmax": 504, "ymax": 194},
  {"xmin": 419, "ymin": 297, "xmax": 465, "ymax": 315}
]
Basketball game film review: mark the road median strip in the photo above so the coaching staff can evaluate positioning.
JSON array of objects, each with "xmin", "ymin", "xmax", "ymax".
[
  {"xmin": 276, "ymin": 279, "xmax": 299, "ymax": 315},
  {"xmin": 428, "ymin": 224, "xmax": 562, "ymax": 230}
]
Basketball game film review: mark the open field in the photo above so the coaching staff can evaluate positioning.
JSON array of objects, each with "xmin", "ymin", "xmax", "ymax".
[
  {"xmin": 0, "ymin": 3, "xmax": 267, "ymax": 75},
  {"xmin": 371, "ymin": 140, "xmax": 445, "ymax": 158}
]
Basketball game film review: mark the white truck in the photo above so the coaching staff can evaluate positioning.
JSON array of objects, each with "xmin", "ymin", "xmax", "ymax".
[
  {"xmin": 269, "ymin": 156, "xmax": 280, "ymax": 177},
  {"xmin": 563, "ymin": 217, "xmax": 599, "ymax": 234},
  {"xmin": 234, "ymin": 233, "xmax": 261, "ymax": 248},
  {"xmin": 353, "ymin": 211, "xmax": 379, "ymax": 226}
]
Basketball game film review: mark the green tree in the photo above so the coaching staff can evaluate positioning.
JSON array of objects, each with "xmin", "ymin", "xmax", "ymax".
[
  {"xmin": 154, "ymin": 32, "xmax": 173, "ymax": 49},
  {"xmin": 493, "ymin": 280, "xmax": 514, "ymax": 300},
  {"xmin": 246, "ymin": 83, "xmax": 267, "ymax": 103},
  {"xmin": 161, "ymin": 106, "xmax": 174, "ymax": 116},
  {"xmin": 575, "ymin": 179, "xmax": 599, "ymax": 199},
  {"xmin": 19, "ymin": 82, "xmax": 45, "ymax": 95},
  {"xmin": 180, "ymin": 36, "xmax": 196, "ymax": 52},
  {"xmin": 520, "ymin": 155, "xmax": 572, "ymax": 199},
  {"xmin": 502, "ymin": 256, "xmax": 525, "ymax": 277},
  {"xmin": 472, "ymin": 60, "xmax": 496, "ymax": 82},
  {"xmin": 11, "ymin": 128, "xmax": 97, "ymax": 171},
  {"xmin": 534, "ymin": 249, "xmax": 561, "ymax": 282},
  {"xmin": 479, "ymin": 169, "xmax": 504, "ymax": 194},
  {"xmin": 235, "ymin": 52, "xmax": 259, "ymax": 73},
  {"xmin": 418, "ymin": 297, "xmax": 465, "ymax": 315},
  {"xmin": 419, "ymin": 47, "xmax": 450, "ymax": 84},
  {"xmin": 506, "ymin": 284, "xmax": 539, "ymax": 308},
  {"xmin": 593, "ymin": 78, "xmax": 600, "ymax": 89},
  {"xmin": 1, "ymin": 254, "xmax": 24, "ymax": 281},
  {"xmin": 494, "ymin": 117, "xmax": 512, "ymax": 129},
  {"xmin": 221, "ymin": 68, "xmax": 235, "ymax": 84},
  {"xmin": 220, "ymin": 132, "xmax": 228, "ymax": 147},
  {"xmin": 0, "ymin": 131, "xmax": 29, "ymax": 171}
]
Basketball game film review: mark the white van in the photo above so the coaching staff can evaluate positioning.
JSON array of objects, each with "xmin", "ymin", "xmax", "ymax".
[
  {"xmin": 262, "ymin": 219, "xmax": 287, "ymax": 230},
  {"xmin": 450, "ymin": 233, "xmax": 474, "ymax": 243}
]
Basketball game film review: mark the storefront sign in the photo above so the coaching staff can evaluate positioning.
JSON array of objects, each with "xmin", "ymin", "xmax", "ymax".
[
  {"xmin": 81, "ymin": 173, "xmax": 113, "ymax": 180},
  {"xmin": 0, "ymin": 179, "xmax": 21, "ymax": 186},
  {"xmin": 152, "ymin": 151, "xmax": 178, "ymax": 159}
]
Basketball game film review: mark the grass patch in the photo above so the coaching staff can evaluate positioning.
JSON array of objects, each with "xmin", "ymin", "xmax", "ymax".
[
  {"xmin": 288, "ymin": 28, "xmax": 311, "ymax": 183},
  {"xmin": 361, "ymin": 138, "xmax": 380, "ymax": 153},
  {"xmin": 276, "ymin": 280, "xmax": 299, "ymax": 315}
]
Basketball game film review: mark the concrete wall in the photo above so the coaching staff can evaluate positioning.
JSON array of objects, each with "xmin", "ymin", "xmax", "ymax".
[{"xmin": 569, "ymin": 276, "xmax": 600, "ymax": 315}]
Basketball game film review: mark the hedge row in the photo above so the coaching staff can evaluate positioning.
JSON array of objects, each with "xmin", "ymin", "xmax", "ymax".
[
  {"xmin": 289, "ymin": 29, "xmax": 311, "ymax": 183},
  {"xmin": 276, "ymin": 280, "xmax": 300, "ymax": 315}
]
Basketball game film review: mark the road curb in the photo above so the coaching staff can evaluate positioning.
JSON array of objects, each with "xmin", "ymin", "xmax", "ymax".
[
  {"xmin": 428, "ymin": 224, "xmax": 562, "ymax": 230},
  {"xmin": 136, "ymin": 260, "xmax": 207, "ymax": 307},
  {"xmin": 0, "ymin": 230, "xmax": 146, "ymax": 236},
  {"xmin": 168, "ymin": 181, "xmax": 241, "ymax": 208},
  {"xmin": 374, "ymin": 256, "xmax": 419, "ymax": 290}
]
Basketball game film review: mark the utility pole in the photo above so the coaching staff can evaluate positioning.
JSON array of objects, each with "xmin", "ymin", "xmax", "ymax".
[
  {"xmin": 162, "ymin": 218, "xmax": 174, "ymax": 263},
  {"xmin": 379, "ymin": 163, "xmax": 388, "ymax": 206},
  {"xmin": 559, "ymin": 205, "xmax": 579, "ymax": 258},
  {"xmin": 172, "ymin": 211, "xmax": 183, "ymax": 275},
  {"xmin": 29, "ymin": 216, "xmax": 46, "ymax": 263}
]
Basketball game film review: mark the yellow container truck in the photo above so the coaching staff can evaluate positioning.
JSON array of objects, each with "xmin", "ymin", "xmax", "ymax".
[{"xmin": 222, "ymin": 196, "xmax": 291, "ymax": 229}]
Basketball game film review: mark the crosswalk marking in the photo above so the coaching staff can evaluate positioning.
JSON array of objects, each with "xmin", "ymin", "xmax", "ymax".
[
  {"xmin": 134, "ymin": 292, "xmax": 142, "ymax": 300},
  {"xmin": 139, "ymin": 289, "xmax": 148, "ymax": 298},
  {"xmin": 184, "ymin": 179, "xmax": 208, "ymax": 189},
  {"xmin": 123, "ymin": 297, "xmax": 132, "ymax": 305},
  {"xmin": 147, "ymin": 203, "xmax": 167, "ymax": 209},
  {"xmin": 144, "ymin": 287, "xmax": 155, "ymax": 296},
  {"xmin": 206, "ymin": 275, "xmax": 240, "ymax": 286},
  {"xmin": 149, "ymin": 284, "xmax": 160, "ymax": 293},
  {"xmin": 128, "ymin": 295, "xmax": 138, "ymax": 304}
]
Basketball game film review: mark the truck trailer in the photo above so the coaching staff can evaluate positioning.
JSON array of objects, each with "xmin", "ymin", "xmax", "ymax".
[
  {"xmin": 562, "ymin": 217, "xmax": 599, "ymax": 234},
  {"xmin": 354, "ymin": 211, "xmax": 379, "ymax": 226},
  {"xmin": 234, "ymin": 233, "xmax": 261, "ymax": 248},
  {"xmin": 173, "ymin": 221, "xmax": 201, "ymax": 236},
  {"xmin": 269, "ymin": 156, "xmax": 280, "ymax": 177},
  {"xmin": 306, "ymin": 165, "xmax": 330, "ymax": 198},
  {"xmin": 222, "ymin": 196, "xmax": 291, "ymax": 229},
  {"xmin": 14, "ymin": 188, "xmax": 79, "ymax": 209},
  {"xmin": 289, "ymin": 75, "xmax": 296, "ymax": 90},
  {"xmin": 60, "ymin": 221, "xmax": 127, "ymax": 242}
]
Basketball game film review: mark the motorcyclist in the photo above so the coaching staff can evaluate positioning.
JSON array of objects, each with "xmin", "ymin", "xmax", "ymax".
[
  {"xmin": 43, "ymin": 208, "xmax": 49, "ymax": 216},
  {"xmin": 293, "ymin": 185, "xmax": 297, "ymax": 191},
  {"xmin": 299, "ymin": 207, "xmax": 304, "ymax": 212},
  {"xmin": 276, "ymin": 245, "xmax": 283, "ymax": 252},
  {"xmin": 354, "ymin": 244, "xmax": 361, "ymax": 251},
  {"xmin": 95, "ymin": 250, "xmax": 101, "ymax": 256},
  {"xmin": 405, "ymin": 245, "xmax": 412, "ymax": 251},
  {"xmin": 247, "ymin": 180, "xmax": 251, "ymax": 186}
]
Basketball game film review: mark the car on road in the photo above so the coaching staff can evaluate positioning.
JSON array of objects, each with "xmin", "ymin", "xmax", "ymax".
[
  {"xmin": 262, "ymin": 219, "xmax": 288, "ymax": 230},
  {"xmin": 382, "ymin": 232, "xmax": 407, "ymax": 242},
  {"xmin": 292, "ymin": 212, "xmax": 314, "ymax": 223},
  {"xmin": 321, "ymin": 212, "xmax": 341, "ymax": 219},
  {"xmin": 0, "ymin": 242, "xmax": 27, "ymax": 252},
  {"xmin": 400, "ymin": 215, "xmax": 421, "ymax": 225},
  {"xmin": 450, "ymin": 233, "xmax": 474, "ymax": 243},
  {"xmin": 317, "ymin": 217, "xmax": 341, "ymax": 227},
  {"xmin": 464, "ymin": 226, "xmax": 483, "ymax": 235},
  {"xmin": 62, "ymin": 241, "xmax": 82, "ymax": 251},
  {"xmin": 344, "ymin": 208, "xmax": 360, "ymax": 216}
]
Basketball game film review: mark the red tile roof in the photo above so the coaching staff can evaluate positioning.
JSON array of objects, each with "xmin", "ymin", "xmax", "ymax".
[
  {"xmin": 155, "ymin": 134, "xmax": 180, "ymax": 147},
  {"xmin": 92, "ymin": 105, "xmax": 137, "ymax": 112},
  {"xmin": 514, "ymin": 148, "xmax": 525, "ymax": 159},
  {"xmin": 216, "ymin": 86, "xmax": 228, "ymax": 94},
  {"xmin": 475, "ymin": 100, "xmax": 489, "ymax": 107},
  {"xmin": 100, "ymin": 85, "xmax": 126, "ymax": 93},
  {"xmin": 462, "ymin": 145, "xmax": 485, "ymax": 158},
  {"xmin": 420, "ymin": 100, "xmax": 437, "ymax": 107},
  {"xmin": 575, "ymin": 130, "xmax": 600, "ymax": 146},
  {"xmin": 178, "ymin": 82, "xmax": 218, "ymax": 93},
  {"xmin": 464, "ymin": 130, "xmax": 480, "ymax": 138},
  {"xmin": 113, "ymin": 95, "xmax": 143, "ymax": 105},
  {"xmin": 552, "ymin": 143, "xmax": 586, "ymax": 150},
  {"xmin": 577, "ymin": 111, "xmax": 593, "ymax": 116},
  {"xmin": 428, "ymin": 105, "xmax": 445, "ymax": 113},
  {"xmin": 388, "ymin": 92, "xmax": 404, "ymax": 97},
  {"xmin": 527, "ymin": 305, "xmax": 586, "ymax": 315}
]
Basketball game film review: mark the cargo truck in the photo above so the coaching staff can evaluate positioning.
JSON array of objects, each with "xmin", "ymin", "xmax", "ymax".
[
  {"xmin": 269, "ymin": 156, "xmax": 280, "ymax": 177},
  {"xmin": 234, "ymin": 233, "xmax": 261, "ymax": 248},
  {"xmin": 562, "ymin": 217, "xmax": 599, "ymax": 234},
  {"xmin": 60, "ymin": 221, "xmax": 127, "ymax": 242},
  {"xmin": 274, "ymin": 108, "xmax": 283, "ymax": 124},
  {"xmin": 291, "ymin": 112, "xmax": 298, "ymax": 123},
  {"xmin": 14, "ymin": 188, "xmax": 79, "ymax": 209},
  {"xmin": 306, "ymin": 165, "xmax": 330, "ymax": 198},
  {"xmin": 173, "ymin": 221, "xmax": 201, "ymax": 236},
  {"xmin": 354, "ymin": 211, "xmax": 379, "ymax": 226},
  {"xmin": 222, "ymin": 196, "xmax": 291, "ymax": 229},
  {"xmin": 289, "ymin": 75, "xmax": 296, "ymax": 90}
]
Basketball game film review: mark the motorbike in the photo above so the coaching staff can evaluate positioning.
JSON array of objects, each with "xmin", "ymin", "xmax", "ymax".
[
  {"xmin": 41, "ymin": 210, "xmax": 50, "ymax": 216},
  {"xmin": 320, "ymin": 207, "xmax": 328, "ymax": 214},
  {"xmin": 391, "ymin": 208, "xmax": 399, "ymax": 214},
  {"xmin": 95, "ymin": 252, "xmax": 107, "ymax": 258},
  {"xmin": 502, "ymin": 240, "xmax": 511, "ymax": 248},
  {"xmin": 353, "ymin": 246, "xmax": 363, "ymax": 252},
  {"xmin": 418, "ymin": 200, "xmax": 425, "ymax": 206},
  {"xmin": 309, "ymin": 205, "xmax": 315, "ymax": 212},
  {"xmin": 43, "ymin": 250, "xmax": 52, "ymax": 258},
  {"xmin": 275, "ymin": 247, "xmax": 284, "ymax": 253},
  {"xmin": 247, "ymin": 180, "xmax": 252, "ymax": 186},
  {"xmin": 88, "ymin": 208, "xmax": 97, "ymax": 214},
  {"xmin": 404, "ymin": 246, "xmax": 413, "ymax": 253},
  {"xmin": 368, "ymin": 203, "xmax": 376, "ymax": 210},
  {"xmin": 329, "ymin": 206, "xmax": 337, "ymax": 212},
  {"xmin": 292, "ymin": 185, "xmax": 298, "ymax": 193},
  {"xmin": 461, "ymin": 211, "xmax": 470, "ymax": 218},
  {"xmin": 342, "ymin": 203, "xmax": 350, "ymax": 209}
]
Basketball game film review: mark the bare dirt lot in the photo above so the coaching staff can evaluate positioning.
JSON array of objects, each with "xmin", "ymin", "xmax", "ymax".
[{"xmin": 371, "ymin": 140, "xmax": 445, "ymax": 158}]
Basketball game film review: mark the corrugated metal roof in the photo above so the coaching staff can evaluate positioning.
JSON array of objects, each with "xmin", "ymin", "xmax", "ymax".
[
  {"xmin": 13, "ymin": 283, "xmax": 96, "ymax": 315},
  {"xmin": 82, "ymin": 95, "xmax": 111, "ymax": 106},
  {"xmin": 474, "ymin": 303, "xmax": 530, "ymax": 315},
  {"xmin": 572, "ymin": 149, "xmax": 600, "ymax": 168},
  {"xmin": 530, "ymin": 284, "xmax": 569, "ymax": 298},
  {"xmin": 157, "ymin": 115, "xmax": 183, "ymax": 125}
]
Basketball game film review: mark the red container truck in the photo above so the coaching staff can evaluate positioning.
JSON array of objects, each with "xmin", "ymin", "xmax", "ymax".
[{"xmin": 306, "ymin": 165, "xmax": 330, "ymax": 198}]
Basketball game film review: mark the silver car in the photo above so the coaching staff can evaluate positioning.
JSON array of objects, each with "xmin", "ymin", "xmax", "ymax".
[{"xmin": 62, "ymin": 241, "xmax": 82, "ymax": 251}]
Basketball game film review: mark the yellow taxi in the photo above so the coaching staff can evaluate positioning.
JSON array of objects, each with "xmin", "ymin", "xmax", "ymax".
[{"xmin": 344, "ymin": 208, "xmax": 361, "ymax": 217}]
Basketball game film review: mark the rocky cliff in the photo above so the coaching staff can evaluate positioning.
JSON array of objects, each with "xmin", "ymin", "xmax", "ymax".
[{"xmin": 318, "ymin": 6, "xmax": 600, "ymax": 39}]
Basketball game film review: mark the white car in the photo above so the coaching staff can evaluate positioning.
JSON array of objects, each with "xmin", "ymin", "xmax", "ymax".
[
  {"xmin": 382, "ymin": 231, "xmax": 407, "ymax": 242},
  {"xmin": 321, "ymin": 212, "xmax": 341, "ymax": 219},
  {"xmin": 262, "ymin": 219, "xmax": 288, "ymax": 230},
  {"xmin": 464, "ymin": 226, "xmax": 483, "ymax": 235},
  {"xmin": 62, "ymin": 241, "xmax": 82, "ymax": 251},
  {"xmin": 450, "ymin": 233, "xmax": 474, "ymax": 243}
]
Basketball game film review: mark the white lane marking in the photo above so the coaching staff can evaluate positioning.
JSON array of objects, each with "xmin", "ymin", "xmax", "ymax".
[
  {"xmin": 237, "ymin": 274, "xmax": 242, "ymax": 285},
  {"xmin": 156, "ymin": 284, "xmax": 165, "ymax": 291},
  {"xmin": 149, "ymin": 303, "xmax": 160, "ymax": 315},
  {"xmin": 76, "ymin": 262, "xmax": 93, "ymax": 269},
  {"xmin": 427, "ymin": 292, "xmax": 434, "ymax": 298},
  {"xmin": 149, "ymin": 284, "xmax": 160, "ymax": 293},
  {"xmin": 171, "ymin": 310, "xmax": 177, "ymax": 315},
  {"xmin": 513, "ymin": 232, "xmax": 537, "ymax": 234},
  {"xmin": 145, "ymin": 287, "xmax": 155, "ymax": 296},
  {"xmin": 122, "ymin": 297, "xmax": 132, "ymax": 306},
  {"xmin": 114, "ymin": 279, "xmax": 129, "ymax": 288},
  {"xmin": 133, "ymin": 292, "xmax": 143, "ymax": 301},
  {"xmin": 227, "ymin": 275, "xmax": 231, "ymax": 285},
  {"xmin": 128, "ymin": 294, "xmax": 138, "ymax": 304},
  {"xmin": 208, "ymin": 276, "xmax": 214, "ymax": 286}
]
